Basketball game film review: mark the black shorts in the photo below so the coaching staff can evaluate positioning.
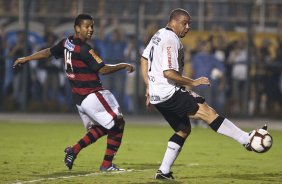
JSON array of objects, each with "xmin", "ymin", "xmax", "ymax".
[{"xmin": 154, "ymin": 88, "xmax": 205, "ymax": 132}]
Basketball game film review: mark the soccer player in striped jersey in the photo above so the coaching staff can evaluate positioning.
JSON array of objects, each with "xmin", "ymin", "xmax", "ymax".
[
  {"xmin": 140, "ymin": 8, "xmax": 258, "ymax": 180},
  {"xmin": 13, "ymin": 14, "xmax": 134, "ymax": 171}
]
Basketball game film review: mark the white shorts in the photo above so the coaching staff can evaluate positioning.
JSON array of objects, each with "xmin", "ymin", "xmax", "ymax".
[{"xmin": 76, "ymin": 90, "xmax": 123, "ymax": 130}]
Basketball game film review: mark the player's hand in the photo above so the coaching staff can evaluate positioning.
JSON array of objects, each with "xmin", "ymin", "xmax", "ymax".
[
  {"xmin": 145, "ymin": 87, "xmax": 150, "ymax": 108},
  {"xmin": 124, "ymin": 64, "xmax": 135, "ymax": 73},
  {"xmin": 13, "ymin": 57, "xmax": 28, "ymax": 68},
  {"xmin": 193, "ymin": 77, "xmax": 210, "ymax": 87}
]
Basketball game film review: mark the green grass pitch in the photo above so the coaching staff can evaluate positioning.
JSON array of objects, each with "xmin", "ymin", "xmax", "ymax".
[{"xmin": 0, "ymin": 121, "xmax": 281, "ymax": 184}]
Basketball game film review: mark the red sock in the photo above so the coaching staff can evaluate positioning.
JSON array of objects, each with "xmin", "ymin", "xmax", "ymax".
[
  {"xmin": 72, "ymin": 125, "xmax": 107, "ymax": 154},
  {"xmin": 101, "ymin": 126, "xmax": 124, "ymax": 167}
]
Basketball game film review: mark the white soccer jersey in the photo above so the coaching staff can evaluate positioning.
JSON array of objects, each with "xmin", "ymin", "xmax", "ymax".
[{"xmin": 142, "ymin": 28, "xmax": 185, "ymax": 104}]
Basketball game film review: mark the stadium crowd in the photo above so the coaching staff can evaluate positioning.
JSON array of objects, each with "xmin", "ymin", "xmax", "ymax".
[{"xmin": 0, "ymin": 0, "xmax": 281, "ymax": 117}]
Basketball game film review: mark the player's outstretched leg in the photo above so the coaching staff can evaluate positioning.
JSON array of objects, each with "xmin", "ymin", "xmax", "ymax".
[
  {"xmin": 64, "ymin": 125, "xmax": 107, "ymax": 170},
  {"xmin": 100, "ymin": 118, "xmax": 125, "ymax": 172},
  {"xmin": 193, "ymin": 103, "xmax": 253, "ymax": 148},
  {"xmin": 208, "ymin": 116, "xmax": 250, "ymax": 145}
]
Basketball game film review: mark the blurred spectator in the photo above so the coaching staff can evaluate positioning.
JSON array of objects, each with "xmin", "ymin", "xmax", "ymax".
[
  {"xmin": 102, "ymin": 28, "xmax": 127, "ymax": 108},
  {"xmin": 209, "ymin": 33, "xmax": 227, "ymax": 112},
  {"xmin": 191, "ymin": 38, "xmax": 225, "ymax": 127},
  {"xmin": 192, "ymin": 40, "xmax": 225, "ymax": 106},
  {"xmin": 35, "ymin": 31, "xmax": 62, "ymax": 110},
  {"xmin": 123, "ymin": 35, "xmax": 136, "ymax": 113},
  {"xmin": 92, "ymin": 19, "xmax": 107, "ymax": 59},
  {"xmin": 6, "ymin": 31, "xmax": 32, "ymax": 109},
  {"xmin": 123, "ymin": 35, "xmax": 144, "ymax": 113},
  {"xmin": 263, "ymin": 37, "xmax": 282, "ymax": 114},
  {"xmin": 223, "ymin": 40, "xmax": 237, "ymax": 100},
  {"xmin": 227, "ymin": 38, "xmax": 247, "ymax": 114},
  {"xmin": 255, "ymin": 38, "xmax": 272, "ymax": 114}
]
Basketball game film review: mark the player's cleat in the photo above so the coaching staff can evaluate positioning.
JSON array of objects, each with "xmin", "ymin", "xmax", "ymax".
[
  {"xmin": 154, "ymin": 170, "xmax": 175, "ymax": 180},
  {"xmin": 244, "ymin": 143, "xmax": 253, "ymax": 151},
  {"xmin": 99, "ymin": 164, "xmax": 125, "ymax": 172},
  {"xmin": 64, "ymin": 147, "xmax": 77, "ymax": 170},
  {"xmin": 244, "ymin": 130, "xmax": 255, "ymax": 151},
  {"xmin": 262, "ymin": 124, "xmax": 267, "ymax": 130}
]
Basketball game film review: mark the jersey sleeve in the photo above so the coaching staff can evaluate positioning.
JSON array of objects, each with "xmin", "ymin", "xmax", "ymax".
[
  {"xmin": 50, "ymin": 39, "xmax": 65, "ymax": 59},
  {"xmin": 142, "ymin": 41, "xmax": 152, "ymax": 60},
  {"xmin": 80, "ymin": 45, "xmax": 105, "ymax": 72},
  {"xmin": 161, "ymin": 36, "xmax": 179, "ymax": 71}
]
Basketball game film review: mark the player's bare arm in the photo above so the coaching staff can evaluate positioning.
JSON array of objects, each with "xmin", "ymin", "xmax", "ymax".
[
  {"xmin": 163, "ymin": 69, "xmax": 210, "ymax": 87},
  {"xmin": 140, "ymin": 57, "xmax": 149, "ymax": 87},
  {"xmin": 13, "ymin": 48, "xmax": 52, "ymax": 68},
  {"xmin": 140, "ymin": 57, "xmax": 150, "ymax": 107},
  {"xmin": 98, "ymin": 63, "xmax": 135, "ymax": 75}
]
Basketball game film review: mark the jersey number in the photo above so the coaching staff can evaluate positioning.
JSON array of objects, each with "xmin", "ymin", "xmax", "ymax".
[
  {"xmin": 148, "ymin": 46, "xmax": 154, "ymax": 72},
  {"xmin": 64, "ymin": 49, "xmax": 75, "ymax": 78}
]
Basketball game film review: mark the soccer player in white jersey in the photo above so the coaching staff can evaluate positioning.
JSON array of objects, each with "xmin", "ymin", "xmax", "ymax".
[{"xmin": 140, "ymin": 8, "xmax": 264, "ymax": 180}]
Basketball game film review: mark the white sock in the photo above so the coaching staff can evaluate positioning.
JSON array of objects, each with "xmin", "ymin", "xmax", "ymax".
[
  {"xmin": 217, "ymin": 118, "xmax": 249, "ymax": 144},
  {"xmin": 159, "ymin": 141, "xmax": 181, "ymax": 174}
]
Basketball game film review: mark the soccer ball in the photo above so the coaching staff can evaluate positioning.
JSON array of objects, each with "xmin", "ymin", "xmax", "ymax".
[{"xmin": 249, "ymin": 129, "xmax": 273, "ymax": 153}]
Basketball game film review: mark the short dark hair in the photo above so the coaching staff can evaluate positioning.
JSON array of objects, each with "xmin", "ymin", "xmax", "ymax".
[
  {"xmin": 74, "ymin": 14, "xmax": 93, "ymax": 26},
  {"xmin": 169, "ymin": 8, "xmax": 190, "ymax": 22}
]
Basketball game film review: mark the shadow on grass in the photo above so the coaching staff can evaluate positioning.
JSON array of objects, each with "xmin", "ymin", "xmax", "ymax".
[{"xmin": 133, "ymin": 181, "xmax": 183, "ymax": 184}]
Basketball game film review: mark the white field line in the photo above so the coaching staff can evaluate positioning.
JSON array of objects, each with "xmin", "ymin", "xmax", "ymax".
[
  {"xmin": 11, "ymin": 169, "xmax": 136, "ymax": 184},
  {"xmin": 11, "ymin": 163, "xmax": 200, "ymax": 184}
]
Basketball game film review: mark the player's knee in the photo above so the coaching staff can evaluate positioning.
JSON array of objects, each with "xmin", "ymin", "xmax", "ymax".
[
  {"xmin": 197, "ymin": 103, "xmax": 217, "ymax": 118},
  {"xmin": 176, "ymin": 129, "xmax": 191, "ymax": 139},
  {"xmin": 175, "ymin": 123, "xmax": 191, "ymax": 138},
  {"xmin": 112, "ymin": 117, "xmax": 125, "ymax": 130},
  {"xmin": 103, "ymin": 116, "xmax": 125, "ymax": 130},
  {"xmin": 85, "ymin": 121, "xmax": 95, "ymax": 130}
]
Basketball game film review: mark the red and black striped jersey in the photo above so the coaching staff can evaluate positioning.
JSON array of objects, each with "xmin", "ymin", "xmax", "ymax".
[{"xmin": 50, "ymin": 35, "xmax": 105, "ymax": 105}]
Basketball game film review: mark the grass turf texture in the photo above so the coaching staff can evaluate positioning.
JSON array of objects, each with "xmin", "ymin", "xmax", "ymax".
[{"xmin": 0, "ymin": 121, "xmax": 281, "ymax": 184}]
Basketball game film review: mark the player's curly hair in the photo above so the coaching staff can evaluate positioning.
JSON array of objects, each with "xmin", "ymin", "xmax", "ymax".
[
  {"xmin": 74, "ymin": 14, "xmax": 93, "ymax": 27},
  {"xmin": 169, "ymin": 8, "xmax": 190, "ymax": 22}
]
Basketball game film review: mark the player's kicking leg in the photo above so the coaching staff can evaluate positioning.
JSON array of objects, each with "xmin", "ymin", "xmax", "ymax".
[
  {"xmin": 191, "ymin": 102, "xmax": 263, "ymax": 150},
  {"xmin": 64, "ymin": 91, "xmax": 125, "ymax": 171},
  {"xmin": 64, "ymin": 125, "xmax": 107, "ymax": 170},
  {"xmin": 64, "ymin": 118, "xmax": 125, "ymax": 171}
]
